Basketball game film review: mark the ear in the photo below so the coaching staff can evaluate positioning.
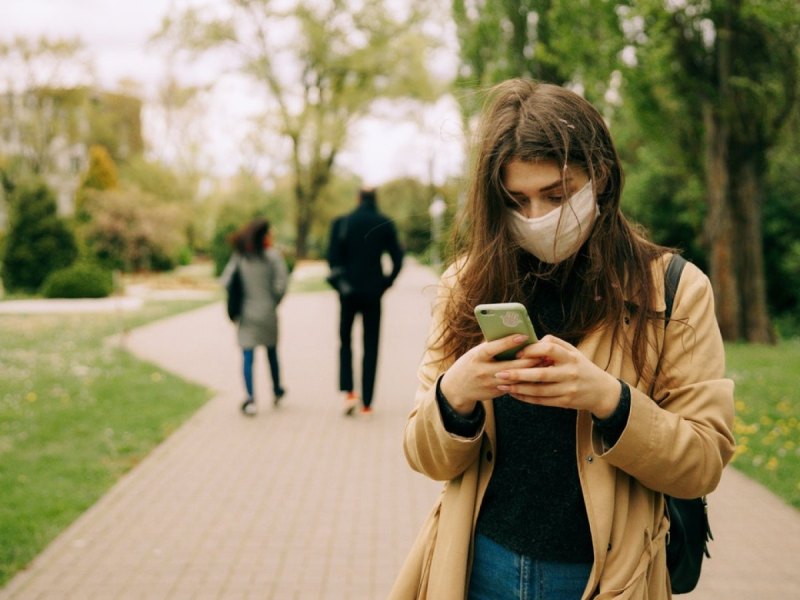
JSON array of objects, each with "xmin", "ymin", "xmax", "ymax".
[{"xmin": 591, "ymin": 168, "xmax": 611, "ymax": 203}]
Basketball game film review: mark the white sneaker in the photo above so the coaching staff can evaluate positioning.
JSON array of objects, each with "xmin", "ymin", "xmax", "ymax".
[{"xmin": 241, "ymin": 398, "xmax": 257, "ymax": 416}]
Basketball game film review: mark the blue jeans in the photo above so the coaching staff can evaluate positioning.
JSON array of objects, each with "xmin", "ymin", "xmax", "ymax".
[
  {"xmin": 468, "ymin": 534, "xmax": 592, "ymax": 600},
  {"xmin": 242, "ymin": 347, "xmax": 282, "ymax": 398}
]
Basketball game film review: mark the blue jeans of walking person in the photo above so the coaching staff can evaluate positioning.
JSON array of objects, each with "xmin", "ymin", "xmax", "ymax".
[
  {"xmin": 468, "ymin": 533, "xmax": 592, "ymax": 600},
  {"xmin": 243, "ymin": 347, "xmax": 283, "ymax": 399}
]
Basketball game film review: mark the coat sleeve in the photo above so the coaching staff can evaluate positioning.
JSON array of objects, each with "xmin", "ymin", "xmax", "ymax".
[
  {"xmin": 593, "ymin": 262, "xmax": 736, "ymax": 498},
  {"xmin": 402, "ymin": 266, "xmax": 485, "ymax": 482},
  {"xmin": 269, "ymin": 250, "xmax": 289, "ymax": 304},
  {"xmin": 385, "ymin": 220, "xmax": 404, "ymax": 285},
  {"xmin": 219, "ymin": 254, "xmax": 237, "ymax": 288},
  {"xmin": 326, "ymin": 218, "xmax": 343, "ymax": 268}
]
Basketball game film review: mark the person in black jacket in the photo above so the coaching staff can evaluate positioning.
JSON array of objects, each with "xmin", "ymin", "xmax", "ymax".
[{"xmin": 327, "ymin": 188, "xmax": 404, "ymax": 416}]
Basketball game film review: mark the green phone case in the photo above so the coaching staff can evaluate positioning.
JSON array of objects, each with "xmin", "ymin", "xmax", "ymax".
[{"xmin": 474, "ymin": 302, "xmax": 537, "ymax": 360}]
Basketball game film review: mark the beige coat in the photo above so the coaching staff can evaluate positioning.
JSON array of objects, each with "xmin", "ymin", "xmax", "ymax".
[{"xmin": 389, "ymin": 255, "xmax": 735, "ymax": 600}]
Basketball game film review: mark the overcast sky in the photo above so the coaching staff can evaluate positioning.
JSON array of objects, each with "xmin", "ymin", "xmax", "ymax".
[{"xmin": 1, "ymin": 0, "xmax": 465, "ymax": 186}]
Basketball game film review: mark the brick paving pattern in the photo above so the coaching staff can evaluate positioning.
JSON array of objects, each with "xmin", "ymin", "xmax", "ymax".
[{"xmin": 1, "ymin": 260, "xmax": 798, "ymax": 599}]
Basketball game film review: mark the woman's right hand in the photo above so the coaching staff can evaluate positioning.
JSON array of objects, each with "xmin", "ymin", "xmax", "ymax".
[{"xmin": 439, "ymin": 334, "xmax": 538, "ymax": 416}]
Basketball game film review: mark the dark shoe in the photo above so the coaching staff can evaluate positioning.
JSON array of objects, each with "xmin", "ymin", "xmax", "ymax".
[
  {"xmin": 273, "ymin": 388, "xmax": 286, "ymax": 407},
  {"xmin": 241, "ymin": 397, "xmax": 257, "ymax": 416}
]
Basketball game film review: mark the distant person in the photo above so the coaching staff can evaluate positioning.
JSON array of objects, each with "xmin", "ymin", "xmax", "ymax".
[
  {"xmin": 221, "ymin": 218, "xmax": 289, "ymax": 415},
  {"xmin": 327, "ymin": 188, "xmax": 404, "ymax": 416}
]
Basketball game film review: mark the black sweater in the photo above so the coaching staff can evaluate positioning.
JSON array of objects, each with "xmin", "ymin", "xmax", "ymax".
[{"xmin": 436, "ymin": 266, "xmax": 630, "ymax": 563}]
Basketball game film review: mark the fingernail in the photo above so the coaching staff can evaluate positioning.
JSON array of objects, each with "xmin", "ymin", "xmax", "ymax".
[
  {"xmin": 497, "ymin": 385, "xmax": 510, "ymax": 392},
  {"xmin": 513, "ymin": 335, "xmax": 528, "ymax": 343},
  {"xmin": 496, "ymin": 371, "xmax": 510, "ymax": 380}
]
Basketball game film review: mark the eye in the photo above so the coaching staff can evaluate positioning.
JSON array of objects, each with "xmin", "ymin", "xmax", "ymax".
[{"xmin": 504, "ymin": 194, "xmax": 528, "ymax": 212}]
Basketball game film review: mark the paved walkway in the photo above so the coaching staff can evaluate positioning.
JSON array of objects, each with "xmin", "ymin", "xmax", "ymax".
[{"xmin": 2, "ymin": 260, "xmax": 799, "ymax": 599}]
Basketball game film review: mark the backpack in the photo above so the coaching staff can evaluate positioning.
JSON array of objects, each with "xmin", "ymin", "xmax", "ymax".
[
  {"xmin": 661, "ymin": 254, "xmax": 713, "ymax": 594},
  {"xmin": 226, "ymin": 258, "xmax": 244, "ymax": 322},
  {"xmin": 325, "ymin": 215, "xmax": 354, "ymax": 296}
]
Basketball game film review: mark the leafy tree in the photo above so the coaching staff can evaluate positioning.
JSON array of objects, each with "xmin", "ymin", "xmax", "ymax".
[
  {"xmin": 380, "ymin": 177, "xmax": 434, "ymax": 255},
  {"xmin": 118, "ymin": 156, "xmax": 191, "ymax": 204},
  {"xmin": 452, "ymin": 0, "xmax": 623, "ymax": 120},
  {"xmin": 1, "ymin": 180, "xmax": 78, "ymax": 292},
  {"xmin": 147, "ymin": 72, "xmax": 214, "ymax": 187},
  {"xmin": 624, "ymin": 0, "xmax": 800, "ymax": 342},
  {"xmin": 74, "ymin": 145, "xmax": 118, "ymax": 220},
  {"xmin": 452, "ymin": 1, "xmax": 800, "ymax": 342},
  {"xmin": 155, "ymin": 0, "xmax": 441, "ymax": 258},
  {"xmin": 119, "ymin": 156, "xmax": 205, "ymax": 251},
  {"xmin": 762, "ymin": 112, "xmax": 800, "ymax": 336},
  {"xmin": 0, "ymin": 36, "xmax": 93, "ymax": 174},
  {"xmin": 87, "ymin": 91, "xmax": 144, "ymax": 162},
  {"xmin": 612, "ymin": 96, "xmax": 708, "ymax": 267},
  {"xmin": 82, "ymin": 145, "xmax": 118, "ymax": 190}
]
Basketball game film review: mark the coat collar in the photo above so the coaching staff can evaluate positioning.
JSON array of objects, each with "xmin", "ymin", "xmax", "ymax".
[{"xmin": 620, "ymin": 253, "xmax": 672, "ymax": 313}]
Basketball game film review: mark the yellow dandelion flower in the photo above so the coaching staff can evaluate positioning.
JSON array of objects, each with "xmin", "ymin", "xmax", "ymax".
[
  {"xmin": 26, "ymin": 392, "xmax": 37, "ymax": 403},
  {"xmin": 766, "ymin": 457, "xmax": 778, "ymax": 471},
  {"xmin": 150, "ymin": 372, "xmax": 163, "ymax": 382}
]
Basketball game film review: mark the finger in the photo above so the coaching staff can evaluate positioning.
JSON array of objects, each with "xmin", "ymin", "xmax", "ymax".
[
  {"xmin": 500, "ymin": 357, "xmax": 540, "ymax": 370},
  {"xmin": 499, "ymin": 381, "xmax": 567, "ymax": 400},
  {"xmin": 539, "ymin": 334, "xmax": 575, "ymax": 351},
  {"xmin": 482, "ymin": 334, "xmax": 531, "ymax": 359},
  {"xmin": 516, "ymin": 339, "xmax": 572, "ymax": 363},
  {"xmin": 496, "ymin": 365, "xmax": 562, "ymax": 384}
]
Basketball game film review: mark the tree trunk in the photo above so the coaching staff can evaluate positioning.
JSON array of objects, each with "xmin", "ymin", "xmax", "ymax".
[
  {"xmin": 731, "ymin": 159, "xmax": 775, "ymax": 343},
  {"xmin": 294, "ymin": 184, "xmax": 312, "ymax": 259},
  {"xmin": 703, "ymin": 9, "xmax": 742, "ymax": 341},
  {"xmin": 703, "ymin": 103, "xmax": 740, "ymax": 340}
]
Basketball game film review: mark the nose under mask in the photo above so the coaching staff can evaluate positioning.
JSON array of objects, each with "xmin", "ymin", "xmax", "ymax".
[{"xmin": 506, "ymin": 181, "xmax": 599, "ymax": 263}]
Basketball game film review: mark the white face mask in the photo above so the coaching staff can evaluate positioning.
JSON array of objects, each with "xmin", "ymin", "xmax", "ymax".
[{"xmin": 507, "ymin": 180, "xmax": 599, "ymax": 264}]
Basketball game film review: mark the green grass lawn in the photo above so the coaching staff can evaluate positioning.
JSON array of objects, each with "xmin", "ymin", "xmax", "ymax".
[
  {"xmin": 0, "ymin": 300, "xmax": 214, "ymax": 587},
  {"xmin": 726, "ymin": 339, "xmax": 800, "ymax": 509}
]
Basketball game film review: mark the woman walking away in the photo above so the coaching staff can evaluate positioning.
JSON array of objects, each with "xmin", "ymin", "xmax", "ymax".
[
  {"xmin": 389, "ymin": 79, "xmax": 735, "ymax": 599},
  {"xmin": 221, "ymin": 218, "xmax": 289, "ymax": 415}
]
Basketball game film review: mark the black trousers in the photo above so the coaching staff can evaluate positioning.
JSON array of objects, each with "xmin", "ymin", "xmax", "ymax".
[{"xmin": 338, "ymin": 292, "xmax": 382, "ymax": 408}]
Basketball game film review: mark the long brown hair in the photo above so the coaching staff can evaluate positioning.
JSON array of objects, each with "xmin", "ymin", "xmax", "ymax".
[{"xmin": 439, "ymin": 79, "xmax": 671, "ymax": 378}]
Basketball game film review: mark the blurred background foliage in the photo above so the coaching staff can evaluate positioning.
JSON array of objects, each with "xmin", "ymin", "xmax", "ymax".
[{"xmin": 0, "ymin": 0, "xmax": 798, "ymax": 339}]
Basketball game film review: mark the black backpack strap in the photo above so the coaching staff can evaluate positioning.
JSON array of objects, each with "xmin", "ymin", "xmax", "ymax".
[
  {"xmin": 664, "ymin": 254, "xmax": 688, "ymax": 326},
  {"xmin": 661, "ymin": 253, "xmax": 714, "ymax": 594}
]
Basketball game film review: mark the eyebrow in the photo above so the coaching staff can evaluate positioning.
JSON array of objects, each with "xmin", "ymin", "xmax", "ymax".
[{"xmin": 539, "ymin": 176, "xmax": 573, "ymax": 193}]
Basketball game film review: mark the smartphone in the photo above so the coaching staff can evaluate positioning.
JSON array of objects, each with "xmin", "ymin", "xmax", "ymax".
[{"xmin": 474, "ymin": 302, "xmax": 538, "ymax": 361}]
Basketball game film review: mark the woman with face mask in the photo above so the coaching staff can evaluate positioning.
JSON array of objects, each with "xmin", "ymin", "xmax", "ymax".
[{"xmin": 389, "ymin": 80, "xmax": 735, "ymax": 600}]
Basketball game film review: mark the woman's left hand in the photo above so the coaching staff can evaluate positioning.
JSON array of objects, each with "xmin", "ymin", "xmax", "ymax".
[{"xmin": 495, "ymin": 334, "xmax": 621, "ymax": 419}]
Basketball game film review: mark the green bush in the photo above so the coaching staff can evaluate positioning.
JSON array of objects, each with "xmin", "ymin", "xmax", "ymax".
[
  {"xmin": 81, "ymin": 187, "xmax": 189, "ymax": 272},
  {"xmin": 1, "ymin": 180, "xmax": 79, "ymax": 293},
  {"xmin": 40, "ymin": 262, "xmax": 114, "ymax": 298}
]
